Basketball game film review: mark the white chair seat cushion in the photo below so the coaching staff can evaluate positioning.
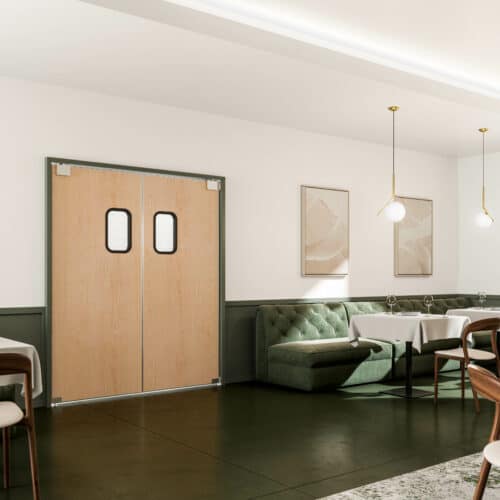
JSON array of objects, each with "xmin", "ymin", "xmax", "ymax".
[
  {"xmin": 434, "ymin": 347, "xmax": 496, "ymax": 361},
  {"xmin": 484, "ymin": 441, "xmax": 500, "ymax": 466},
  {"xmin": 0, "ymin": 401, "xmax": 24, "ymax": 428}
]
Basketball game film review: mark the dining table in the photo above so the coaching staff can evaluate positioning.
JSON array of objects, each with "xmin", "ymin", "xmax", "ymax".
[
  {"xmin": 0, "ymin": 337, "xmax": 43, "ymax": 398},
  {"xmin": 446, "ymin": 307, "xmax": 500, "ymax": 323},
  {"xmin": 349, "ymin": 312, "xmax": 470, "ymax": 399}
]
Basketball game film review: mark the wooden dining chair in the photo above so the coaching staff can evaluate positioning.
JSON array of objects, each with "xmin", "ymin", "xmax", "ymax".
[
  {"xmin": 468, "ymin": 364, "xmax": 500, "ymax": 500},
  {"xmin": 0, "ymin": 353, "xmax": 40, "ymax": 499},
  {"xmin": 434, "ymin": 318, "xmax": 500, "ymax": 411}
]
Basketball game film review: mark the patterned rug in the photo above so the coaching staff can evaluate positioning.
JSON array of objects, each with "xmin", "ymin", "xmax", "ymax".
[{"xmin": 324, "ymin": 453, "xmax": 500, "ymax": 499}]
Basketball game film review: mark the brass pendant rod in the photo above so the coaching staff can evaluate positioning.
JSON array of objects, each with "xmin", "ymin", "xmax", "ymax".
[
  {"xmin": 478, "ymin": 127, "xmax": 494, "ymax": 222},
  {"xmin": 482, "ymin": 131, "xmax": 486, "ymax": 210},
  {"xmin": 387, "ymin": 105, "xmax": 399, "ymax": 199},
  {"xmin": 478, "ymin": 128, "xmax": 488, "ymax": 212},
  {"xmin": 392, "ymin": 109, "xmax": 396, "ymax": 197}
]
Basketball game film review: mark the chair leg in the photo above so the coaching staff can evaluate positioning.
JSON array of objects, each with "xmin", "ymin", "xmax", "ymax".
[
  {"xmin": 434, "ymin": 355, "xmax": 439, "ymax": 404},
  {"xmin": 2, "ymin": 427, "xmax": 9, "ymax": 489},
  {"xmin": 461, "ymin": 360, "xmax": 465, "ymax": 400},
  {"xmin": 474, "ymin": 458, "xmax": 491, "ymax": 500},
  {"xmin": 26, "ymin": 424, "xmax": 40, "ymax": 500}
]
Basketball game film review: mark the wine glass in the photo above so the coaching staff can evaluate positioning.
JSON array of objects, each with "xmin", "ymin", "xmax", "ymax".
[
  {"xmin": 386, "ymin": 294, "xmax": 397, "ymax": 315},
  {"xmin": 423, "ymin": 295, "xmax": 434, "ymax": 315},
  {"xmin": 478, "ymin": 291, "xmax": 487, "ymax": 309}
]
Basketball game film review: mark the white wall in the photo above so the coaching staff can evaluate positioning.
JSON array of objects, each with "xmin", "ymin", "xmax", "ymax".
[
  {"xmin": 0, "ymin": 77, "xmax": 459, "ymax": 306},
  {"xmin": 458, "ymin": 153, "xmax": 500, "ymax": 293}
]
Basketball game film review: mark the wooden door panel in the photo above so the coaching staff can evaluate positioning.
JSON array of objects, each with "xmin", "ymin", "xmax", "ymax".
[
  {"xmin": 52, "ymin": 166, "xmax": 142, "ymax": 401},
  {"xmin": 143, "ymin": 175, "xmax": 219, "ymax": 391}
]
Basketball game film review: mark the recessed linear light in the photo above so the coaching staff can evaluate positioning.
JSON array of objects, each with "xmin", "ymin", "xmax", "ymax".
[{"xmin": 165, "ymin": 0, "xmax": 500, "ymax": 100}]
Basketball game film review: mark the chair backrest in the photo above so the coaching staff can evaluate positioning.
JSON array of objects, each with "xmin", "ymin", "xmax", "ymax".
[
  {"xmin": 468, "ymin": 364, "xmax": 500, "ymax": 443},
  {"xmin": 462, "ymin": 318, "xmax": 500, "ymax": 366},
  {"xmin": 0, "ymin": 354, "xmax": 32, "ymax": 377},
  {"xmin": 0, "ymin": 353, "xmax": 34, "ymax": 420},
  {"xmin": 468, "ymin": 364, "xmax": 500, "ymax": 403}
]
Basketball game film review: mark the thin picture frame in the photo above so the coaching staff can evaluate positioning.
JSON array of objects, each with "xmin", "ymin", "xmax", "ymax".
[
  {"xmin": 301, "ymin": 185, "xmax": 350, "ymax": 277},
  {"xmin": 394, "ymin": 196, "xmax": 433, "ymax": 277}
]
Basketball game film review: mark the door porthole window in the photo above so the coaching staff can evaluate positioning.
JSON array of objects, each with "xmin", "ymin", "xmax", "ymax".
[
  {"xmin": 106, "ymin": 209, "xmax": 132, "ymax": 253},
  {"xmin": 154, "ymin": 212, "xmax": 177, "ymax": 254}
]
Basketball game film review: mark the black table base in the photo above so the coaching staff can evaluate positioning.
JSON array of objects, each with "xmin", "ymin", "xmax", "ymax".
[{"xmin": 381, "ymin": 340, "xmax": 433, "ymax": 399}]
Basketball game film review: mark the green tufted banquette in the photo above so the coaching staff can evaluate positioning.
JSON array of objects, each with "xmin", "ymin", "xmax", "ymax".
[
  {"xmin": 256, "ymin": 297, "xmax": 480, "ymax": 391},
  {"xmin": 256, "ymin": 303, "xmax": 349, "ymax": 382},
  {"xmin": 256, "ymin": 302, "xmax": 393, "ymax": 390}
]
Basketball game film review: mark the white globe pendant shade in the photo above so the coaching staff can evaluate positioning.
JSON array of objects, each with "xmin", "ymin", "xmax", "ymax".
[
  {"xmin": 383, "ymin": 200, "xmax": 406, "ymax": 222},
  {"xmin": 476, "ymin": 211, "xmax": 493, "ymax": 228}
]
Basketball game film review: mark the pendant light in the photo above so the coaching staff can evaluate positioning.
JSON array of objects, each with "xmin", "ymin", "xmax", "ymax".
[
  {"xmin": 378, "ymin": 105, "xmax": 406, "ymax": 222},
  {"xmin": 476, "ymin": 128, "xmax": 494, "ymax": 228}
]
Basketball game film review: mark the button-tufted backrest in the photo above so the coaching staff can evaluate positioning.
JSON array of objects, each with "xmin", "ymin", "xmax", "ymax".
[
  {"xmin": 344, "ymin": 297, "xmax": 474, "ymax": 321},
  {"xmin": 396, "ymin": 297, "xmax": 474, "ymax": 314},
  {"xmin": 430, "ymin": 296, "xmax": 473, "ymax": 314},
  {"xmin": 343, "ymin": 301, "xmax": 389, "ymax": 321},
  {"xmin": 255, "ymin": 303, "xmax": 348, "ymax": 381}
]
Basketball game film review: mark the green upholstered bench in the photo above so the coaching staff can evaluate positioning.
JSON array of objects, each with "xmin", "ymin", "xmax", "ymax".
[
  {"xmin": 256, "ymin": 303, "xmax": 392, "ymax": 391},
  {"xmin": 256, "ymin": 297, "xmax": 480, "ymax": 392}
]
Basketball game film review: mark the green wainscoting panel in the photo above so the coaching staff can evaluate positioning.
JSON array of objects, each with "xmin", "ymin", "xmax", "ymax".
[
  {"xmin": 0, "ymin": 307, "xmax": 47, "ymax": 407},
  {"xmin": 224, "ymin": 303, "xmax": 259, "ymax": 383}
]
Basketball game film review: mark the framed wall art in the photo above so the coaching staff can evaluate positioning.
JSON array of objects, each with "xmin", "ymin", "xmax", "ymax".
[
  {"xmin": 394, "ymin": 196, "xmax": 433, "ymax": 276},
  {"xmin": 301, "ymin": 185, "xmax": 349, "ymax": 276}
]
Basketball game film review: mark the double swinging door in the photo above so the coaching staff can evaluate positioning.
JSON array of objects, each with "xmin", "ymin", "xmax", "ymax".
[{"xmin": 51, "ymin": 162, "xmax": 220, "ymax": 403}]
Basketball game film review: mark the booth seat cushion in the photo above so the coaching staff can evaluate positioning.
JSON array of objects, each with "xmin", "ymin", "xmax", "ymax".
[
  {"xmin": 268, "ymin": 338, "xmax": 392, "ymax": 368},
  {"xmin": 256, "ymin": 303, "xmax": 349, "ymax": 381},
  {"xmin": 268, "ymin": 359, "xmax": 392, "ymax": 391}
]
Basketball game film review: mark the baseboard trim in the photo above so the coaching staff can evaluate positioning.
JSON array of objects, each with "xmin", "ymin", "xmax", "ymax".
[{"xmin": 52, "ymin": 382, "xmax": 220, "ymax": 407}]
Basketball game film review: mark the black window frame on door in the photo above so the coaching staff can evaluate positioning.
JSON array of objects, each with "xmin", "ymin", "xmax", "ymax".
[
  {"xmin": 153, "ymin": 211, "xmax": 178, "ymax": 255},
  {"xmin": 105, "ymin": 208, "xmax": 132, "ymax": 254}
]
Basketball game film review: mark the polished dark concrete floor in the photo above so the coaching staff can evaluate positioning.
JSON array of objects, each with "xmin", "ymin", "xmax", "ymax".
[{"xmin": 0, "ymin": 372, "xmax": 494, "ymax": 499}]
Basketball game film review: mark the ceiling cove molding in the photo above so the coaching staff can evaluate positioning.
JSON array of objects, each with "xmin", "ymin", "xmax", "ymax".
[{"xmin": 164, "ymin": 0, "xmax": 500, "ymax": 100}]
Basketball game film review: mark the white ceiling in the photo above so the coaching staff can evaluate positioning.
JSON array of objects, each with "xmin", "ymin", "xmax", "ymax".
[
  {"xmin": 164, "ymin": 0, "xmax": 500, "ymax": 99},
  {"xmin": 1, "ymin": 0, "xmax": 500, "ymax": 157}
]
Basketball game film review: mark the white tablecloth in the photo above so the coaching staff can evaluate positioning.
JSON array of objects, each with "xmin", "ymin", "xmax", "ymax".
[
  {"xmin": 349, "ymin": 313, "xmax": 470, "ymax": 353},
  {"xmin": 0, "ymin": 337, "xmax": 43, "ymax": 398},
  {"xmin": 447, "ymin": 308, "xmax": 500, "ymax": 323}
]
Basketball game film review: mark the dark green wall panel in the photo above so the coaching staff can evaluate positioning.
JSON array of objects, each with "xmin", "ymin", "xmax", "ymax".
[{"xmin": 224, "ymin": 304, "xmax": 259, "ymax": 383}]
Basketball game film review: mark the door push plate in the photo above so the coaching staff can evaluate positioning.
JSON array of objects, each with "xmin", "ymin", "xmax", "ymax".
[
  {"xmin": 207, "ymin": 180, "xmax": 220, "ymax": 191},
  {"xmin": 55, "ymin": 163, "xmax": 71, "ymax": 176}
]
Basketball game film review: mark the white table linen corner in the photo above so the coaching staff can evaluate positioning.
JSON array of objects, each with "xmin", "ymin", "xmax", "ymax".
[
  {"xmin": 348, "ymin": 313, "xmax": 470, "ymax": 353},
  {"xmin": 447, "ymin": 308, "xmax": 500, "ymax": 323},
  {"xmin": 0, "ymin": 337, "xmax": 43, "ymax": 398}
]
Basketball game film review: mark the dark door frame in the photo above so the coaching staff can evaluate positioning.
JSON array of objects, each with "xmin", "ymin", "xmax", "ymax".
[{"xmin": 46, "ymin": 157, "xmax": 226, "ymax": 405}]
